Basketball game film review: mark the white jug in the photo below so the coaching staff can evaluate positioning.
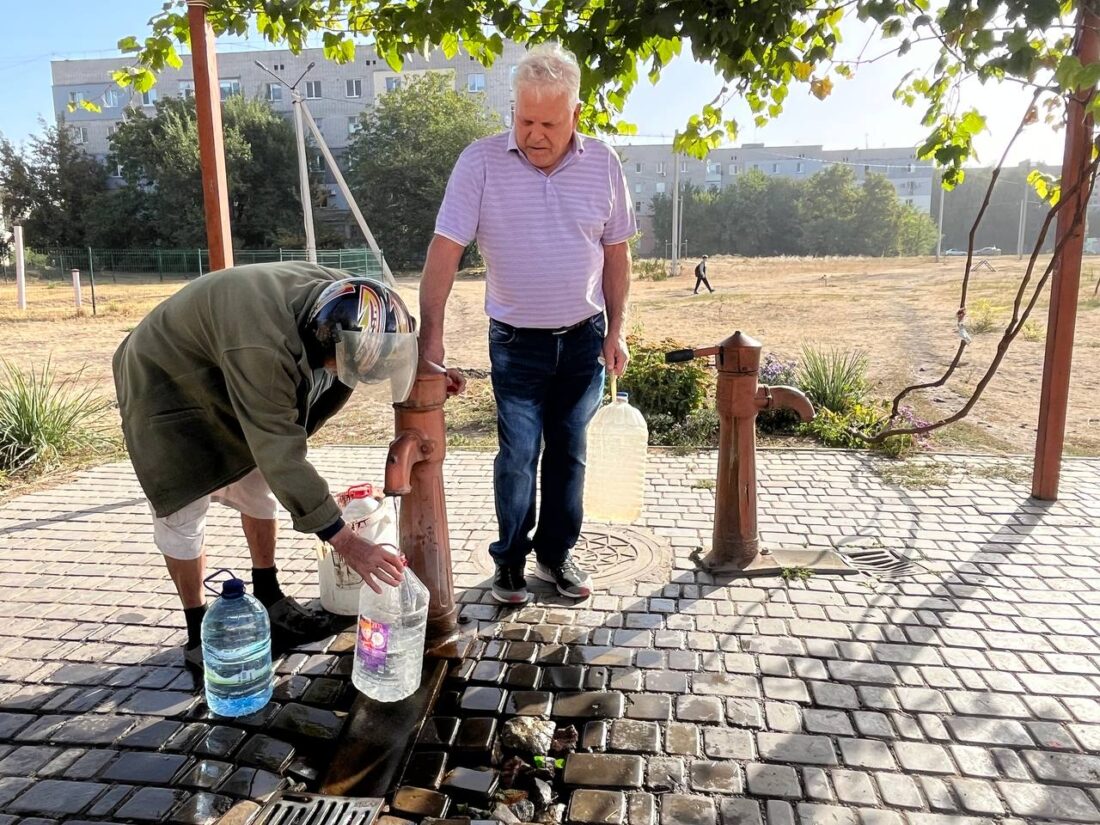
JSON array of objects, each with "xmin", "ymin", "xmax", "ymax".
[
  {"xmin": 316, "ymin": 484, "xmax": 398, "ymax": 615},
  {"xmin": 583, "ymin": 390, "xmax": 649, "ymax": 523}
]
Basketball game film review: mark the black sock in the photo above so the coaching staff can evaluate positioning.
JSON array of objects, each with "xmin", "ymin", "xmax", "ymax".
[
  {"xmin": 252, "ymin": 566, "xmax": 285, "ymax": 607},
  {"xmin": 184, "ymin": 604, "xmax": 207, "ymax": 650}
]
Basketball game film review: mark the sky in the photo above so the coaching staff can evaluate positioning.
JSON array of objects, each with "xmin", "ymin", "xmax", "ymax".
[{"xmin": 0, "ymin": 0, "xmax": 1068, "ymax": 167}]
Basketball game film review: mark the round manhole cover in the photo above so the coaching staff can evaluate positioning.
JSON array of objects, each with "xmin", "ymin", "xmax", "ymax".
[{"xmin": 470, "ymin": 524, "xmax": 673, "ymax": 585}]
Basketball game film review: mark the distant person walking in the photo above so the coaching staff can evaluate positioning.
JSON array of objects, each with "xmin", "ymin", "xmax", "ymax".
[{"xmin": 693, "ymin": 255, "xmax": 713, "ymax": 294}]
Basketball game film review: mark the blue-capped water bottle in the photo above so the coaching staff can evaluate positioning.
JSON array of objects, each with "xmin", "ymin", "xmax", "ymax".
[{"xmin": 201, "ymin": 570, "xmax": 273, "ymax": 717}]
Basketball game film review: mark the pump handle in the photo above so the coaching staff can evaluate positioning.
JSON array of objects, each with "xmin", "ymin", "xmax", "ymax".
[{"xmin": 665, "ymin": 349, "xmax": 696, "ymax": 363}]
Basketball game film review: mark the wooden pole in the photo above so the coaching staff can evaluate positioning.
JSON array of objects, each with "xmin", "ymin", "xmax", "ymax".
[
  {"xmin": 187, "ymin": 1, "xmax": 234, "ymax": 271},
  {"xmin": 1032, "ymin": 4, "xmax": 1099, "ymax": 500}
]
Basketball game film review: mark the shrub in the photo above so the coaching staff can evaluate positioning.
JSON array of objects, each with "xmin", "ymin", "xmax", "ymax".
[
  {"xmin": 796, "ymin": 345, "xmax": 868, "ymax": 413},
  {"xmin": 1021, "ymin": 319, "xmax": 1044, "ymax": 342},
  {"xmin": 648, "ymin": 409, "xmax": 720, "ymax": 448},
  {"xmin": 620, "ymin": 337, "xmax": 711, "ymax": 426},
  {"xmin": 0, "ymin": 360, "xmax": 112, "ymax": 475},
  {"xmin": 634, "ymin": 257, "xmax": 670, "ymax": 281},
  {"xmin": 798, "ymin": 402, "xmax": 916, "ymax": 458},
  {"xmin": 968, "ymin": 299, "xmax": 998, "ymax": 334}
]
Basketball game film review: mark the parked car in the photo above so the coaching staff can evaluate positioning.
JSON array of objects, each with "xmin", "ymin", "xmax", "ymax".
[
  {"xmin": 976, "ymin": 246, "xmax": 1002, "ymax": 255},
  {"xmin": 944, "ymin": 248, "xmax": 967, "ymax": 256}
]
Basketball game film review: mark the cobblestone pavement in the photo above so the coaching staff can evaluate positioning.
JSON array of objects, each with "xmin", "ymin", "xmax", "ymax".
[{"xmin": 0, "ymin": 447, "xmax": 1097, "ymax": 825}]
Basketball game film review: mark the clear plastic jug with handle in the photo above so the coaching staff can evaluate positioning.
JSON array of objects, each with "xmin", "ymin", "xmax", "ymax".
[
  {"xmin": 583, "ymin": 373, "xmax": 649, "ymax": 523},
  {"xmin": 316, "ymin": 483, "xmax": 398, "ymax": 615}
]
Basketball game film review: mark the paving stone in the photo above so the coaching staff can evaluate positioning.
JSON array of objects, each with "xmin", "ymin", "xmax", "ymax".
[
  {"xmin": 893, "ymin": 742, "xmax": 955, "ymax": 774},
  {"xmin": 582, "ymin": 720, "xmax": 609, "ymax": 752},
  {"xmin": 118, "ymin": 719, "xmax": 185, "ymax": 751},
  {"xmin": 626, "ymin": 694, "xmax": 672, "ymax": 721},
  {"xmin": 826, "ymin": 661, "xmax": 897, "ymax": 685},
  {"xmin": 676, "ymin": 696, "xmax": 724, "ymax": 723},
  {"xmin": 392, "ymin": 787, "xmax": 451, "ymax": 819},
  {"xmin": 0, "ymin": 745, "xmax": 60, "ymax": 776},
  {"xmin": 837, "ymin": 738, "xmax": 896, "ymax": 770},
  {"xmin": 1023, "ymin": 750, "xmax": 1100, "ymax": 784},
  {"xmin": 809, "ymin": 683, "xmax": 859, "ymax": 710},
  {"xmin": 269, "ymin": 702, "xmax": 344, "ymax": 742},
  {"xmin": 745, "ymin": 763, "xmax": 800, "ymax": 798},
  {"xmin": 763, "ymin": 678, "xmax": 810, "ymax": 704},
  {"xmin": 895, "ymin": 689, "xmax": 950, "ymax": 715},
  {"xmin": 756, "ymin": 733, "xmax": 836, "ymax": 765},
  {"xmin": 177, "ymin": 759, "xmax": 235, "ymax": 791},
  {"xmin": 665, "ymin": 723, "xmax": 700, "ymax": 756},
  {"xmin": 461, "ymin": 686, "xmax": 508, "ymax": 714},
  {"xmin": 555, "ymin": 692, "xmax": 626, "ymax": 720},
  {"xmin": 801, "ymin": 768, "xmax": 833, "ymax": 802},
  {"xmin": 564, "ymin": 753, "xmax": 645, "ymax": 788},
  {"xmin": 945, "ymin": 691, "xmax": 1028, "ymax": 718},
  {"xmin": 703, "ymin": 728, "xmax": 754, "ymax": 760},
  {"xmin": 690, "ymin": 761, "xmax": 741, "ymax": 793},
  {"xmin": 454, "ymin": 717, "xmax": 497, "ymax": 750},
  {"xmin": 693, "ymin": 674, "xmax": 760, "ymax": 698},
  {"xmin": 273, "ymin": 675, "xmax": 310, "ymax": 701},
  {"xmin": 440, "ymin": 767, "xmax": 499, "ymax": 803},
  {"xmin": 568, "ymin": 789, "xmax": 626, "ymax": 825},
  {"xmin": 64, "ymin": 749, "xmax": 116, "ymax": 780},
  {"xmin": 168, "ymin": 791, "xmax": 235, "ymax": 825},
  {"xmin": 949, "ymin": 778, "xmax": 1005, "ymax": 816},
  {"xmin": 948, "ymin": 745, "xmax": 998, "ymax": 779},
  {"xmin": 86, "ymin": 783, "xmax": 136, "ymax": 817},
  {"xmin": 628, "ymin": 792, "xmax": 655, "ymax": 825},
  {"xmin": 0, "ymin": 777, "xmax": 33, "ymax": 807},
  {"xmin": 116, "ymin": 690, "xmax": 200, "ymax": 717},
  {"xmin": 609, "ymin": 720, "xmax": 661, "ymax": 753},
  {"xmin": 206, "ymin": 800, "xmax": 260, "ymax": 825},
  {"xmin": 992, "ymin": 748, "xmax": 1031, "ymax": 781},
  {"xmin": 794, "ymin": 803, "xmax": 857, "ymax": 824},
  {"xmin": 830, "ymin": 770, "xmax": 876, "ymax": 806},
  {"xmin": 114, "ymin": 787, "xmax": 191, "ymax": 821},
  {"xmin": 725, "ymin": 699, "xmax": 764, "ymax": 729},
  {"xmin": 661, "ymin": 794, "xmax": 716, "ymax": 825},
  {"xmin": 506, "ymin": 691, "xmax": 553, "ymax": 717},
  {"xmin": 404, "ymin": 751, "xmax": 448, "ymax": 790},
  {"xmin": 717, "ymin": 798, "xmax": 761, "ymax": 825},
  {"xmin": 6, "ymin": 779, "xmax": 109, "ymax": 816},
  {"xmin": 193, "ymin": 726, "xmax": 248, "ymax": 759},
  {"xmin": 765, "ymin": 702, "xmax": 803, "ymax": 733},
  {"xmin": 165, "ymin": 723, "xmax": 212, "ymax": 754},
  {"xmin": 504, "ymin": 664, "xmax": 543, "ymax": 690},
  {"xmin": 765, "ymin": 801, "xmax": 795, "ymax": 825},
  {"xmin": 38, "ymin": 748, "xmax": 85, "ymax": 777},
  {"xmin": 216, "ymin": 767, "xmax": 286, "ymax": 799},
  {"xmin": 999, "ymin": 781, "xmax": 1100, "ymax": 822},
  {"xmin": 103, "ymin": 750, "xmax": 190, "ymax": 784},
  {"xmin": 302, "ymin": 677, "xmax": 346, "ymax": 706},
  {"xmin": 943, "ymin": 716, "xmax": 1032, "ymax": 747},
  {"xmin": 547, "ymin": 666, "xmax": 587, "ymax": 691},
  {"xmin": 875, "ymin": 773, "xmax": 923, "ymax": 809},
  {"xmin": 471, "ymin": 660, "xmax": 507, "ymax": 684},
  {"xmin": 917, "ymin": 777, "xmax": 956, "ymax": 812},
  {"xmin": 803, "ymin": 709, "xmax": 855, "ymax": 737},
  {"xmin": 646, "ymin": 757, "xmax": 685, "ymax": 791},
  {"xmin": 646, "ymin": 672, "xmax": 689, "ymax": 693}
]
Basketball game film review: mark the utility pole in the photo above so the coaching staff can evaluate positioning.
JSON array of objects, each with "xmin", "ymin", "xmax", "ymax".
[
  {"xmin": 935, "ymin": 180, "xmax": 945, "ymax": 262},
  {"xmin": 258, "ymin": 60, "xmax": 317, "ymax": 263},
  {"xmin": 1017, "ymin": 177, "xmax": 1028, "ymax": 259},
  {"xmin": 670, "ymin": 153, "xmax": 681, "ymax": 277},
  {"xmin": 187, "ymin": 0, "xmax": 233, "ymax": 270}
]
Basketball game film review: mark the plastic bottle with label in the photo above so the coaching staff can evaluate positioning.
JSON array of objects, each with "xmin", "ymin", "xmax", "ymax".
[
  {"xmin": 201, "ymin": 571, "xmax": 273, "ymax": 717},
  {"xmin": 352, "ymin": 548, "xmax": 429, "ymax": 702},
  {"xmin": 583, "ymin": 391, "xmax": 649, "ymax": 523}
]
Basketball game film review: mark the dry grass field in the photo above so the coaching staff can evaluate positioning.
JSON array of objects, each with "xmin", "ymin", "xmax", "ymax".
[{"xmin": 0, "ymin": 254, "xmax": 1097, "ymax": 459}]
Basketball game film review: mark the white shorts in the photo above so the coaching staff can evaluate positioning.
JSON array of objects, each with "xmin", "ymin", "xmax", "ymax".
[{"xmin": 150, "ymin": 468, "xmax": 279, "ymax": 560}]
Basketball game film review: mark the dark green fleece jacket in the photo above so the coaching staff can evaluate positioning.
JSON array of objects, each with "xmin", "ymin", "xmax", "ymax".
[{"xmin": 113, "ymin": 261, "xmax": 353, "ymax": 534}]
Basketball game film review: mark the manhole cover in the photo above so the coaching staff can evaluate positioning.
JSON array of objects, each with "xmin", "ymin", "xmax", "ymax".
[
  {"xmin": 838, "ymin": 548, "xmax": 924, "ymax": 579},
  {"xmin": 256, "ymin": 793, "xmax": 382, "ymax": 825},
  {"xmin": 470, "ymin": 524, "xmax": 672, "ymax": 585}
]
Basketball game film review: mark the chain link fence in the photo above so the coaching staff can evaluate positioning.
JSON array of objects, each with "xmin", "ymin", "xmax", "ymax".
[{"xmin": 1, "ymin": 247, "xmax": 384, "ymax": 283}]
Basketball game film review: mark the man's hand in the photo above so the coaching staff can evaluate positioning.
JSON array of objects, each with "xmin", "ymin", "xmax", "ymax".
[
  {"xmin": 329, "ymin": 526, "xmax": 404, "ymax": 593},
  {"xmin": 444, "ymin": 368, "xmax": 467, "ymax": 397},
  {"xmin": 602, "ymin": 328, "xmax": 630, "ymax": 377}
]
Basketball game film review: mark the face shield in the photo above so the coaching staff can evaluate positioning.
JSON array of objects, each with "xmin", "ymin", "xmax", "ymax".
[{"xmin": 334, "ymin": 329, "xmax": 418, "ymax": 402}]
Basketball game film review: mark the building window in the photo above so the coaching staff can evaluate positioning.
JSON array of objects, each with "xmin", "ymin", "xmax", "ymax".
[
  {"xmin": 907, "ymin": 163, "xmax": 915, "ymax": 173},
  {"xmin": 729, "ymin": 163, "xmax": 738, "ymax": 175},
  {"xmin": 905, "ymin": 198, "xmax": 913, "ymax": 205},
  {"xmin": 103, "ymin": 89, "xmax": 119, "ymax": 108},
  {"xmin": 115, "ymin": 161, "xmax": 124, "ymax": 177},
  {"xmin": 72, "ymin": 126, "xmax": 88, "ymax": 145},
  {"xmin": 796, "ymin": 162, "xmax": 803, "ymax": 173},
  {"xmin": 864, "ymin": 165, "xmax": 870, "ymax": 174},
  {"xmin": 273, "ymin": 63, "xmax": 285, "ymax": 72},
  {"xmin": 265, "ymin": 83, "xmax": 282, "ymax": 103},
  {"xmin": 635, "ymin": 201, "xmax": 642, "ymax": 213},
  {"xmin": 178, "ymin": 81, "xmax": 195, "ymax": 98},
  {"xmin": 141, "ymin": 88, "xmax": 157, "ymax": 106},
  {"xmin": 656, "ymin": 181, "xmax": 666, "ymax": 194},
  {"xmin": 308, "ymin": 151, "xmax": 324, "ymax": 173},
  {"xmin": 680, "ymin": 160, "xmax": 688, "ymax": 173},
  {"xmin": 634, "ymin": 183, "xmax": 644, "ymax": 194},
  {"xmin": 771, "ymin": 163, "xmax": 779, "ymax": 173},
  {"xmin": 305, "ymin": 80, "xmax": 322, "ymax": 99},
  {"xmin": 219, "ymin": 79, "xmax": 241, "ymax": 100},
  {"xmin": 348, "ymin": 116, "xmax": 359, "ymax": 136},
  {"xmin": 635, "ymin": 162, "xmax": 643, "ymax": 173},
  {"xmin": 467, "ymin": 73, "xmax": 485, "ymax": 93},
  {"xmin": 67, "ymin": 91, "xmax": 86, "ymax": 106},
  {"xmin": 707, "ymin": 161, "xmax": 722, "ymax": 176},
  {"xmin": 385, "ymin": 76, "xmax": 401, "ymax": 93},
  {"xmin": 346, "ymin": 78, "xmax": 362, "ymax": 98},
  {"xmin": 656, "ymin": 161, "xmax": 666, "ymax": 176}
]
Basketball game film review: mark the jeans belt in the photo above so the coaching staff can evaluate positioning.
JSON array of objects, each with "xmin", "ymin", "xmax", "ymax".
[{"xmin": 548, "ymin": 313, "xmax": 600, "ymax": 335}]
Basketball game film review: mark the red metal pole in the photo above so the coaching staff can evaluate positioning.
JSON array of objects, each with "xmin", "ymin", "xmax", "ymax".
[
  {"xmin": 1032, "ymin": 5, "xmax": 1098, "ymax": 500},
  {"xmin": 186, "ymin": 0, "xmax": 234, "ymax": 271}
]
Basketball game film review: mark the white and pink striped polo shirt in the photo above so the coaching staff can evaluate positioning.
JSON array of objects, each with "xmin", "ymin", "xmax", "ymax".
[{"xmin": 434, "ymin": 130, "xmax": 637, "ymax": 329}]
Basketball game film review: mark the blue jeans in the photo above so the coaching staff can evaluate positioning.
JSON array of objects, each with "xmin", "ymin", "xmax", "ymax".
[{"xmin": 488, "ymin": 314, "xmax": 606, "ymax": 569}]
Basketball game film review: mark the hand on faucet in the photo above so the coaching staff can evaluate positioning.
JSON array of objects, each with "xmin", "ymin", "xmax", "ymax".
[{"xmin": 330, "ymin": 526, "xmax": 405, "ymax": 592}]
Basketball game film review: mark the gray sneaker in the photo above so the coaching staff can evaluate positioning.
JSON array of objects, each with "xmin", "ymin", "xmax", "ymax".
[
  {"xmin": 532, "ymin": 555, "xmax": 592, "ymax": 599},
  {"xmin": 492, "ymin": 564, "xmax": 530, "ymax": 605},
  {"xmin": 184, "ymin": 644, "xmax": 204, "ymax": 673}
]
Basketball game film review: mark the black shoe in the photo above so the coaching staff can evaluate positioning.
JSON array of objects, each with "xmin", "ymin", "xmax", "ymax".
[
  {"xmin": 492, "ymin": 564, "xmax": 530, "ymax": 605},
  {"xmin": 266, "ymin": 596, "xmax": 333, "ymax": 649},
  {"xmin": 532, "ymin": 555, "xmax": 593, "ymax": 599}
]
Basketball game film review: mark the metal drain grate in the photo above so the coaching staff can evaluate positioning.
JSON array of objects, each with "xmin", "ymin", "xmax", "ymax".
[
  {"xmin": 838, "ymin": 548, "xmax": 924, "ymax": 579},
  {"xmin": 257, "ymin": 793, "xmax": 384, "ymax": 825}
]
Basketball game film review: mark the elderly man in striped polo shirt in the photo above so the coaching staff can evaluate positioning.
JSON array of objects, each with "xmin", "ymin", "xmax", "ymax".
[{"xmin": 419, "ymin": 42, "xmax": 637, "ymax": 605}]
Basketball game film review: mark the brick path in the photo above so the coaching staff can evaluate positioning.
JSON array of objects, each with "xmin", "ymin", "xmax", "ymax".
[{"xmin": 0, "ymin": 447, "xmax": 1098, "ymax": 824}]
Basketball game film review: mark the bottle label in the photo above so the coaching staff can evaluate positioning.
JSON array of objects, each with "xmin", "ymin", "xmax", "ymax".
[{"xmin": 357, "ymin": 617, "xmax": 390, "ymax": 670}]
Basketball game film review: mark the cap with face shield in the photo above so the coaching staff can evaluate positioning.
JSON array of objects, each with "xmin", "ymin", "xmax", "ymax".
[{"xmin": 305, "ymin": 278, "xmax": 418, "ymax": 402}]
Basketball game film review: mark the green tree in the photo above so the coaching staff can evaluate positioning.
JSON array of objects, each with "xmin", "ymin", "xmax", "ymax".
[
  {"xmin": 0, "ymin": 121, "xmax": 108, "ymax": 248},
  {"xmin": 853, "ymin": 173, "xmax": 902, "ymax": 256},
  {"xmin": 110, "ymin": 95, "xmax": 302, "ymax": 248},
  {"xmin": 344, "ymin": 73, "xmax": 501, "ymax": 268},
  {"xmin": 896, "ymin": 205, "xmax": 938, "ymax": 255},
  {"xmin": 799, "ymin": 165, "xmax": 861, "ymax": 256},
  {"xmin": 759, "ymin": 176, "xmax": 805, "ymax": 255}
]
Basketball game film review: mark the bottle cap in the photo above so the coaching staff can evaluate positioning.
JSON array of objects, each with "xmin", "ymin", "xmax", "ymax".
[
  {"xmin": 204, "ymin": 569, "xmax": 246, "ymax": 599},
  {"xmin": 616, "ymin": 392, "xmax": 629, "ymax": 402},
  {"xmin": 344, "ymin": 483, "xmax": 375, "ymax": 500}
]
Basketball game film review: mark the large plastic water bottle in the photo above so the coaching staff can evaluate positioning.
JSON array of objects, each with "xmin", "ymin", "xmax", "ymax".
[
  {"xmin": 583, "ymin": 391, "xmax": 649, "ymax": 523},
  {"xmin": 317, "ymin": 484, "xmax": 398, "ymax": 615},
  {"xmin": 201, "ymin": 571, "xmax": 273, "ymax": 717},
  {"xmin": 352, "ymin": 548, "xmax": 429, "ymax": 703}
]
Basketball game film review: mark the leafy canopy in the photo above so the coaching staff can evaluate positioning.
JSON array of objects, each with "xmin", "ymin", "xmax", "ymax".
[{"xmin": 118, "ymin": 0, "xmax": 1079, "ymax": 186}]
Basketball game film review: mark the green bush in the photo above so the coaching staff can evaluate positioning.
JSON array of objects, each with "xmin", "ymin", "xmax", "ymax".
[
  {"xmin": 798, "ymin": 403, "xmax": 914, "ymax": 458},
  {"xmin": 634, "ymin": 257, "xmax": 670, "ymax": 281},
  {"xmin": 796, "ymin": 345, "xmax": 868, "ymax": 413},
  {"xmin": 0, "ymin": 360, "xmax": 112, "ymax": 475},
  {"xmin": 968, "ymin": 299, "xmax": 999, "ymax": 334},
  {"xmin": 648, "ymin": 409, "xmax": 720, "ymax": 448},
  {"xmin": 620, "ymin": 337, "xmax": 712, "ymax": 426}
]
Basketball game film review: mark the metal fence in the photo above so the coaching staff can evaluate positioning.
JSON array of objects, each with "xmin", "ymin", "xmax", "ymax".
[{"xmin": 4, "ymin": 247, "xmax": 384, "ymax": 283}]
